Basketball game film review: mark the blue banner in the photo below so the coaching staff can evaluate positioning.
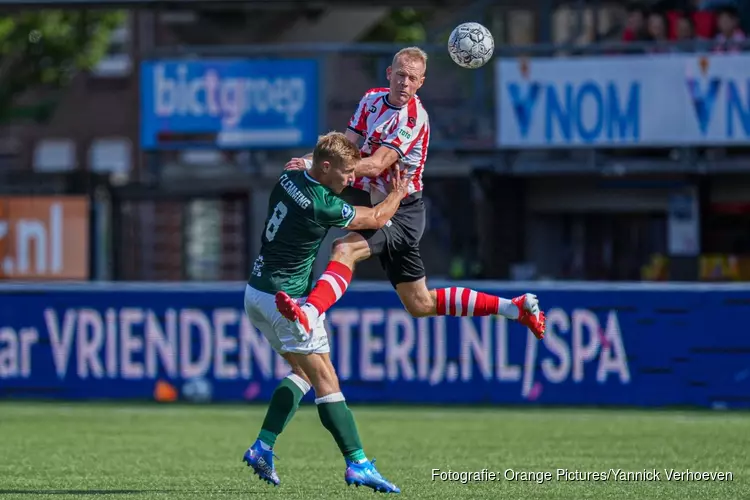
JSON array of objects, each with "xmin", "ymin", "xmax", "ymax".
[
  {"xmin": 496, "ymin": 53, "xmax": 750, "ymax": 148},
  {"xmin": 140, "ymin": 59, "xmax": 319, "ymax": 149},
  {"xmin": 1, "ymin": 283, "xmax": 749, "ymax": 408}
]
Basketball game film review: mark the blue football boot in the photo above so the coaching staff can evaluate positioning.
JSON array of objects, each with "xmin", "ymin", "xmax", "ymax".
[
  {"xmin": 345, "ymin": 458, "xmax": 400, "ymax": 493},
  {"xmin": 242, "ymin": 439, "xmax": 280, "ymax": 486}
]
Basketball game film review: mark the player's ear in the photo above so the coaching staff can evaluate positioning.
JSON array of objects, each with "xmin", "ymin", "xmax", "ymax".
[{"xmin": 386, "ymin": 66, "xmax": 392, "ymax": 80}]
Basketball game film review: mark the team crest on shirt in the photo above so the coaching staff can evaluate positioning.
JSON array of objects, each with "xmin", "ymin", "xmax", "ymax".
[{"xmin": 341, "ymin": 204, "xmax": 353, "ymax": 219}]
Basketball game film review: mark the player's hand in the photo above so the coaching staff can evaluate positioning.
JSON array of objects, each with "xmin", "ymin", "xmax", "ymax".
[
  {"xmin": 388, "ymin": 166, "xmax": 413, "ymax": 194},
  {"xmin": 284, "ymin": 158, "xmax": 307, "ymax": 171}
]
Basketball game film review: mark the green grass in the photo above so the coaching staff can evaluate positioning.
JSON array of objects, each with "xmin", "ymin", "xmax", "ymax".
[{"xmin": 0, "ymin": 402, "xmax": 748, "ymax": 499}]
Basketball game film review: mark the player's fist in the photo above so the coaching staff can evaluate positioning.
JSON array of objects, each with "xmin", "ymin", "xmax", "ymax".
[{"xmin": 284, "ymin": 158, "xmax": 307, "ymax": 171}]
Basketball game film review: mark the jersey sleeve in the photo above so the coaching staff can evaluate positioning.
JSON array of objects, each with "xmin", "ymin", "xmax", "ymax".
[
  {"xmin": 347, "ymin": 94, "xmax": 370, "ymax": 137},
  {"xmin": 380, "ymin": 101, "xmax": 428, "ymax": 158},
  {"xmin": 317, "ymin": 194, "xmax": 357, "ymax": 228}
]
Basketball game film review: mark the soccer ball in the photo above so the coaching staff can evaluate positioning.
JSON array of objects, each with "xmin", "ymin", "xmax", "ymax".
[{"xmin": 448, "ymin": 22, "xmax": 495, "ymax": 69}]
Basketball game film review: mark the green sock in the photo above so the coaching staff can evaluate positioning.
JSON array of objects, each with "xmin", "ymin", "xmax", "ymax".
[
  {"xmin": 316, "ymin": 395, "xmax": 367, "ymax": 463},
  {"xmin": 257, "ymin": 376, "xmax": 308, "ymax": 448}
]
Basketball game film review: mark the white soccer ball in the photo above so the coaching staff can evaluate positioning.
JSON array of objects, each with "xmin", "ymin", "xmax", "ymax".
[{"xmin": 448, "ymin": 22, "xmax": 495, "ymax": 69}]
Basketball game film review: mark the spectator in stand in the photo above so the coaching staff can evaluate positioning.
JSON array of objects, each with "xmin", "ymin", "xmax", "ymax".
[
  {"xmin": 714, "ymin": 5, "xmax": 746, "ymax": 52},
  {"xmin": 667, "ymin": 1, "xmax": 716, "ymax": 40},
  {"xmin": 646, "ymin": 11, "xmax": 674, "ymax": 51},
  {"xmin": 622, "ymin": 2, "xmax": 649, "ymax": 43},
  {"xmin": 676, "ymin": 12, "xmax": 697, "ymax": 40},
  {"xmin": 673, "ymin": 11, "xmax": 697, "ymax": 50}
]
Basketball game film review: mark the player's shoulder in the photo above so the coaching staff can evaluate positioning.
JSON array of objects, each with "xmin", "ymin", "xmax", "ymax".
[
  {"xmin": 411, "ymin": 94, "xmax": 429, "ymax": 117},
  {"xmin": 278, "ymin": 169, "xmax": 303, "ymax": 183},
  {"xmin": 278, "ymin": 169, "xmax": 319, "ymax": 197},
  {"xmin": 315, "ymin": 184, "xmax": 340, "ymax": 203},
  {"xmin": 304, "ymin": 175, "xmax": 336, "ymax": 201},
  {"xmin": 398, "ymin": 95, "xmax": 429, "ymax": 127},
  {"xmin": 359, "ymin": 87, "xmax": 390, "ymax": 101},
  {"xmin": 283, "ymin": 171, "xmax": 336, "ymax": 215},
  {"xmin": 314, "ymin": 188, "xmax": 353, "ymax": 222}
]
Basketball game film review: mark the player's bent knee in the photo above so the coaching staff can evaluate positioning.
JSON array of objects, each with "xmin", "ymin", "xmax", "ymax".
[
  {"xmin": 286, "ymin": 352, "xmax": 341, "ymax": 397},
  {"xmin": 281, "ymin": 353, "xmax": 313, "ymax": 387},
  {"xmin": 331, "ymin": 233, "xmax": 370, "ymax": 263},
  {"xmin": 309, "ymin": 369, "xmax": 341, "ymax": 397},
  {"xmin": 291, "ymin": 366, "xmax": 311, "ymax": 387},
  {"xmin": 312, "ymin": 376, "xmax": 341, "ymax": 397},
  {"xmin": 314, "ymin": 357, "xmax": 341, "ymax": 396},
  {"xmin": 403, "ymin": 299, "xmax": 434, "ymax": 318},
  {"xmin": 330, "ymin": 237, "xmax": 347, "ymax": 257},
  {"xmin": 401, "ymin": 292, "xmax": 435, "ymax": 317},
  {"xmin": 397, "ymin": 282, "xmax": 437, "ymax": 318}
]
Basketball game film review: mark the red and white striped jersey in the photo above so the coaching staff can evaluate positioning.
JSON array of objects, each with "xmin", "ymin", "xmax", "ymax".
[{"xmin": 347, "ymin": 87, "xmax": 430, "ymax": 196}]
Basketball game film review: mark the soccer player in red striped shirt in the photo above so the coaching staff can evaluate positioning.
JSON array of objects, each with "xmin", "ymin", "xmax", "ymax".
[{"xmin": 279, "ymin": 47, "xmax": 545, "ymax": 343}]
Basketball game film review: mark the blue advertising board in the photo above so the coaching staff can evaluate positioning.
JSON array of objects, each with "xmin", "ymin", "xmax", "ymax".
[
  {"xmin": 496, "ymin": 53, "xmax": 750, "ymax": 148},
  {"xmin": 1, "ymin": 282, "xmax": 749, "ymax": 408},
  {"xmin": 140, "ymin": 59, "xmax": 319, "ymax": 149}
]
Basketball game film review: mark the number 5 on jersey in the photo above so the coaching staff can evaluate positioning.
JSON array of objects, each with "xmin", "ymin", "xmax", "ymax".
[{"xmin": 265, "ymin": 201, "xmax": 288, "ymax": 242}]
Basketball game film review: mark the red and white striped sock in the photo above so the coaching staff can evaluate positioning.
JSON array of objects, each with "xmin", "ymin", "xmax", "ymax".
[
  {"xmin": 303, "ymin": 261, "xmax": 353, "ymax": 320},
  {"xmin": 435, "ymin": 287, "xmax": 519, "ymax": 319}
]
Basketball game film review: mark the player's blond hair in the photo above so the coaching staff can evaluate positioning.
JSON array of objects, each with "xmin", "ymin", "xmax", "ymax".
[
  {"xmin": 313, "ymin": 132, "xmax": 361, "ymax": 168},
  {"xmin": 393, "ymin": 46, "xmax": 428, "ymax": 72}
]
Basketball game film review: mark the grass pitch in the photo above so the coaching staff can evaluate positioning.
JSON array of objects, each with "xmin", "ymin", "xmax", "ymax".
[{"xmin": 0, "ymin": 402, "xmax": 748, "ymax": 499}]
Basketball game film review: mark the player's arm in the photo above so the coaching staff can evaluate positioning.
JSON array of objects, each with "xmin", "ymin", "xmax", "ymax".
[
  {"xmin": 344, "ymin": 129, "xmax": 364, "ymax": 147},
  {"xmin": 353, "ymin": 107, "xmax": 426, "ymax": 178},
  {"xmin": 319, "ymin": 167, "xmax": 410, "ymax": 231},
  {"xmin": 345, "ymin": 167, "xmax": 411, "ymax": 230},
  {"xmin": 353, "ymin": 146, "xmax": 400, "ymax": 178},
  {"xmin": 346, "ymin": 195, "xmax": 400, "ymax": 231},
  {"xmin": 346, "ymin": 96, "xmax": 369, "ymax": 142}
]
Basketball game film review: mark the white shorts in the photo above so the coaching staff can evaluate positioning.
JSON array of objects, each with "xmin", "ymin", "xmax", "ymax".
[{"xmin": 243, "ymin": 285, "xmax": 330, "ymax": 355}]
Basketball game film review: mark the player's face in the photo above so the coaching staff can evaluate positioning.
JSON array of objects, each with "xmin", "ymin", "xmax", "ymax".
[
  {"xmin": 324, "ymin": 160, "xmax": 356, "ymax": 194},
  {"xmin": 386, "ymin": 56, "xmax": 425, "ymax": 107}
]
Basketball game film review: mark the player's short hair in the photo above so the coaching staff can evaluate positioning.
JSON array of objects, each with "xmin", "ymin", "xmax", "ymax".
[
  {"xmin": 393, "ymin": 46, "xmax": 428, "ymax": 71},
  {"xmin": 313, "ymin": 132, "xmax": 361, "ymax": 168}
]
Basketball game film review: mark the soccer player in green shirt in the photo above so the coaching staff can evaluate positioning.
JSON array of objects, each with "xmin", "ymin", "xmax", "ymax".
[{"xmin": 243, "ymin": 132, "xmax": 407, "ymax": 493}]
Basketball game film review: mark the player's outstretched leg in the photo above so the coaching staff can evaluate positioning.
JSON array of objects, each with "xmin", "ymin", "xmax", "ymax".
[
  {"xmin": 316, "ymin": 392, "xmax": 400, "ymax": 494},
  {"xmin": 277, "ymin": 233, "xmax": 380, "ymax": 337},
  {"xmin": 243, "ymin": 373, "xmax": 311, "ymax": 486},
  {"xmin": 276, "ymin": 261, "xmax": 355, "ymax": 339},
  {"xmin": 434, "ymin": 288, "xmax": 546, "ymax": 339}
]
